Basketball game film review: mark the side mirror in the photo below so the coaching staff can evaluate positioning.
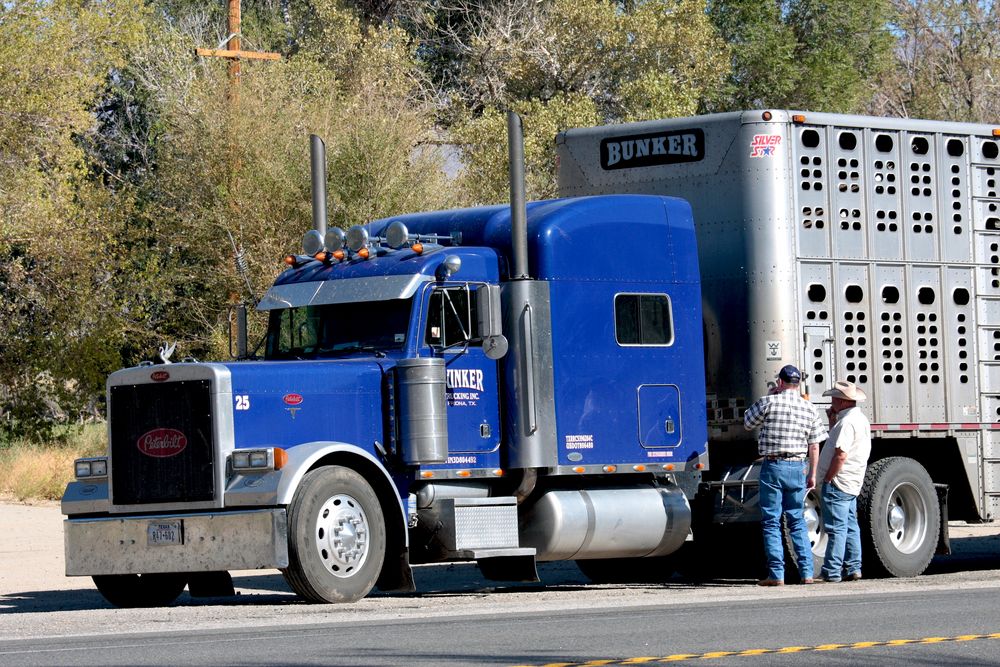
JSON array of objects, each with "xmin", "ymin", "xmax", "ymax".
[{"xmin": 477, "ymin": 285, "xmax": 508, "ymax": 360}]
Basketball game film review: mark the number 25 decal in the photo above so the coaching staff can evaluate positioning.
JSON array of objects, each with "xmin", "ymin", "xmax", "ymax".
[{"xmin": 235, "ymin": 395, "xmax": 251, "ymax": 410}]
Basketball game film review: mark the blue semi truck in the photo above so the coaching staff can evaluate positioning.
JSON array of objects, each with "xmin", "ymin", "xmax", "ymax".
[
  {"xmin": 66, "ymin": 109, "xmax": 998, "ymax": 605},
  {"xmin": 62, "ymin": 116, "xmax": 707, "ymax": 605}
]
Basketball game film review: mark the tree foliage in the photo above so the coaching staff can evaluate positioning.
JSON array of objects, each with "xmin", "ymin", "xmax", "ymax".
[
  {"xmin": 5, "ymin": 0, "xmax": 996, "ymax": 440},
  {"xmin": 706, "ymin": 0, "xmax": 897, "ymax": 113},
  {"xmin": 869, "ymin": 0, "xmax": 1000, "ymax": 122}
]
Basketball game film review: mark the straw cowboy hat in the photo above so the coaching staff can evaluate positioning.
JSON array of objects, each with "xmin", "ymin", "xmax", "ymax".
[{"xmin": 822, "ymin": 380, "xmax": 867, "ymax": 402}]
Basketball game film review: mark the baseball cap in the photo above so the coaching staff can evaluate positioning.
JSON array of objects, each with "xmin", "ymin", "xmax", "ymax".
[
  {"xmin": 822, "ymin": 380, "xmax": 867, "ymax": 402},
  {"xmin": 777, "ymin": 365, "xmax": 801, "ymax": 383}
]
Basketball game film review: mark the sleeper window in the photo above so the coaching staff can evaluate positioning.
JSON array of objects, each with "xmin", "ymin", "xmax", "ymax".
[{"xmin": 615, "ymin": 294, "xmax": 673, "ymax": 346}]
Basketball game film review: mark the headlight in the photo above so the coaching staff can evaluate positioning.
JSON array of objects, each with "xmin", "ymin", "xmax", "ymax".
[
  {"xmin": 74, "ymin": 457, "xmax": 108, "ymax": 480},
  {"xmin": 231, "ymin": 448, "xmax": 287, "ymax": 473}
]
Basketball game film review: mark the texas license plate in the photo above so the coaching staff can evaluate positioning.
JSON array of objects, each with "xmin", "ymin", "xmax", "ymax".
[{"xmin": 147, "ymin": 520, "xmax": 183, "ymax": 546}]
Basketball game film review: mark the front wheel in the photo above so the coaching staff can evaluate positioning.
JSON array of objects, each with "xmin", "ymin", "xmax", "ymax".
[
  {"xmin": 858, "ymin": 457, "xmax": 939, "ymax": 578},
  {"xmin": 282, "ymin": 465, "xmax": 386, "ymax": 603},
  {"xmin": 92, "ymin": 573, "xmax": 188, "ymax": 608}
]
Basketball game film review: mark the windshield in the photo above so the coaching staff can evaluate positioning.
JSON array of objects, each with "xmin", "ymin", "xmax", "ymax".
[{"xmin": 264, "ymin": 298, "xmax": 412, "ymax": 360}]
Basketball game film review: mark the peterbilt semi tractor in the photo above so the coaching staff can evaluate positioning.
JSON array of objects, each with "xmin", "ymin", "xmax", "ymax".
[{"xmin": 63, "ymin": 110, "xmax": 1000, "ymax": 606}]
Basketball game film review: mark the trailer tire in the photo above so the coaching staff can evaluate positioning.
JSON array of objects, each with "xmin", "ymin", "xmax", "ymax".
[
  {"xmin": 92, "ymin": 573, "xmax": 187, "ymax": 608},
  {"xmin": 858, "ymin": 457, "xmax": 939, "ymax": 578},
  {"xmin": 282, "ymin": 465, "xmax": 386, "ymax": 603}
]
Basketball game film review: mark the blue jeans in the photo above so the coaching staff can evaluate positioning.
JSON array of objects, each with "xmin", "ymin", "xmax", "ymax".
[
  {"xmin": 759, "ymin": 459, "xmax": 813, "ymax": 581},
  {"xmin": 820, "ymin": 482, "xmax": 862, "ymax": 581}
]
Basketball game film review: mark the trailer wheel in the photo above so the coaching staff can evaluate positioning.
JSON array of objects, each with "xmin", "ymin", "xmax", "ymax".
[
  {"xmin": 858, "ymin": 457, "xmax": 939, "ymax": 578},
  {"xmin": 92, "ymin": 573, "xmax": 187, "ymax": 608},
  {"xmin": 282, "ymin": 465, "xmax": 386, "ymax": 603}
]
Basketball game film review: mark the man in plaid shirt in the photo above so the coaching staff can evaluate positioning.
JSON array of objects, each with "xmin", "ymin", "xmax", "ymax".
[{"xmin": 744, "ymin": 364, "xmax": 827, "ymax": 586}]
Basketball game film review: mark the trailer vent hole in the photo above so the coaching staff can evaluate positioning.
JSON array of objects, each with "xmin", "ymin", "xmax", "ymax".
[
  {"xmin": 947, "ymin": 139, "xmax": 965, "ymax": 157},
  {"xmin": 807, "ymin": 284, "xmax": 826, "ymax": 302},
  {"xmin": 875, "ymin": 134, "xmax": 894, "ymax": 152},
  {"xmin": 918, "ymin": 287, "xmax": 936, "ymax": 305},
  {"xmin": 801, "ymin": 129, "xmax": 820, "ymax": 148},
  {"xmin": 845, "ymin": 285, "xmax": 864, "ymax": 303},
  {"xmin": 839, "ymin": 132, "xmax": 858, "ymax": 150},
  {"xmin": 882, "ymin": 286, "xmax": 900, "ymax": 304},
  {"xmin": 912, "ymin": 137, "xmax": 930, "ymax": 155},
  {"xmin": 954, "ymin": 288, "xmax": 970, "ymax": 306},
  {"xmin": 984, "ymin": 141, "xmax": 999, "ymax": 160}
]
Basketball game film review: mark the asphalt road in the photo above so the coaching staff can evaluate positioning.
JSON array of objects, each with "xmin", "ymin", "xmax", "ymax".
[
  {"xmin": 3, "ymin": 587, "xmax": 1000, "ymax": 666},
  {"xmin": 4, "ymin": 502, "xmax": 1000, "ymax": 666}
]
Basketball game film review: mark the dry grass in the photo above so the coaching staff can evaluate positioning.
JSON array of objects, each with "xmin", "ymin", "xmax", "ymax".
[{"xmin": 0, "ymin": 424, "xmax": 106, "ymax": 501}]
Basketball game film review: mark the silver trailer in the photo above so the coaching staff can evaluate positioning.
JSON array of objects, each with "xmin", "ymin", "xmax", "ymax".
[{"xmin": 558, "ymin": 109, "xmax": 1000, "ymax": 577}]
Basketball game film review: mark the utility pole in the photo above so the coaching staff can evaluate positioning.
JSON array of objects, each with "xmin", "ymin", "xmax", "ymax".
[{"xmin": 195, "ymin": 0, "xmax": 280, "ymax": 104}]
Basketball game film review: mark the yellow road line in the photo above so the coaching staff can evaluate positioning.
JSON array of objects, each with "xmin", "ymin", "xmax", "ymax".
[{"xmin": 511, "ymin": 632, "xmax": 1000, "ymax": 666}]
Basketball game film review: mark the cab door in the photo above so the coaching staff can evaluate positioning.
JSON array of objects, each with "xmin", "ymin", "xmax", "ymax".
[{"xmin": 426, "ymin": 284, "xmax": 501, "ymax": 454}]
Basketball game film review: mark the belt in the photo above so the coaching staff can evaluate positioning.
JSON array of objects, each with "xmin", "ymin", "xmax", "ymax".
[{"xmin": 762, "ymin": 454, "xmax": 807, "ymax": 461}]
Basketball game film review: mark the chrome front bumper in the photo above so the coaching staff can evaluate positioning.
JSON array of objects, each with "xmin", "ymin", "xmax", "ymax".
[{"xmin": 64, "ymin": 508, "xmax": 289, "ymax": 576}]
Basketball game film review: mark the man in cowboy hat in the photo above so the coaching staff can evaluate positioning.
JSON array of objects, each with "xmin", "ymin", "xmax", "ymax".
[
  {"xmin": 817, "ymin": 380, "xmax": 872, "ymax": 582},
  {"xmin": 744, "ymin": 364, "xmax": 827, "ymax": 586}
]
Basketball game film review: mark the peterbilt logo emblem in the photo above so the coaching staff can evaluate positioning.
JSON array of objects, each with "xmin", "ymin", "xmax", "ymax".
[
  {"xmin": 283, "ymin": 393, "xmax": 303, "ymax": 406},
  {"xmin": 137, "ymin": 428, "xmax": 188, "ymax": 457},
  {"xmin": 150, "ymin": 370, "xmax": 170, "ymax": 382}
]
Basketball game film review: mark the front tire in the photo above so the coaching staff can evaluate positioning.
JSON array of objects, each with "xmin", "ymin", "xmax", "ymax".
[
  {"xmin": 92, "ymin": 573, "xmax": 187, "ymax": 608},
  {"xmin": 858, "ymin": 457, "xmax": 939, "ymax": 577},
  {"xmin": 282, "ymin": 466, "xmax": 386, "ymax": 603}
]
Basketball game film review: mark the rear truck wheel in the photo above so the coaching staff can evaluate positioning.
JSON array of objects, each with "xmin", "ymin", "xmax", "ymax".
[
  {"xmin": 92, "ymin": 573, "xmax": 188, "ymax": 608},
  {"xmin": 282, "ymin": 465, "xmax": 386, "ymax": 603},
  {"xmin": 782, "ymin": 488, "xmax": 827, "ymax": 583},
  {"xmin": 858, "ymin": 457, "xmax": 940, "ymax": 578}
]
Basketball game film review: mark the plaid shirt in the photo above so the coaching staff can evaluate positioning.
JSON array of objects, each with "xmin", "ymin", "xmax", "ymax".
[{"xmin": 743, "ymin": 389, "xmax": 827, "ymax": 456}]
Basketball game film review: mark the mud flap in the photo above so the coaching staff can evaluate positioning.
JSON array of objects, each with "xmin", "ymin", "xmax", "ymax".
[
  {"xmin": 935, "ymin": 483, "xmax": 950, "ymax": 556},
  {"xmin": 477, "ymin": 553, "xmax": 540, "ymax": 583}
]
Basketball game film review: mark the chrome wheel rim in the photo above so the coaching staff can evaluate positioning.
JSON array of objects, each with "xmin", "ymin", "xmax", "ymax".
[
  {"xmin": 314, "ymin": 493, "xmax": 370, "ymax": 578},
  {"xmin": 885, "ymin": 482, "xmax": 927, "ymax": 554},
  {"xmin": 804, "ymin": 489, "xmax": 827, "ymax": 557}
]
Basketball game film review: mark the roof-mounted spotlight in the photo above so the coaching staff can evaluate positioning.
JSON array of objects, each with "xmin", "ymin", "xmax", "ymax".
[
  {"xmin": 325, "ymin": 227, "xmax": 346, "ymax": 251},
  {"xmin": 302, "ymin": 229, "xmax": 324, "ymax": 256},
  {"xmin": 385, "ymin": 220, "xmax": 410, "ymax": 249},
  {"xmin": 435, "ymin": 254, "xmax": 462, "ymax": 281},
  {"xmin": 346, "ymin": 226, "xmax": 369, "ymax": 253}
]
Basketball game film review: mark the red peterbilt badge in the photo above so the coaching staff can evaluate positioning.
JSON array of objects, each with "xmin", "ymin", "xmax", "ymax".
[
  {"xmin": 150, "ymin": 370, "xmax": 170, "ymax": 382},
  {"xmin": 137, "ymin": 428, "xmax": 188, "ymax": 457},
  {"xmin": 283, "ymin": 393, "xmax": 303, "ymax": 406}
]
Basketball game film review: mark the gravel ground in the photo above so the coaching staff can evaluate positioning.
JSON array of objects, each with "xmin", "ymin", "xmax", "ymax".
[{"xmin": 3, "ymin": 500, "xmax": 1000, "ymax": 641}]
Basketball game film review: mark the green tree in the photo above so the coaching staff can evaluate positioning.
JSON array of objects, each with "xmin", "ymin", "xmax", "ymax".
[
  {"xmin": 437, "ymin": 0, "xmax": 730, "ymax": 201},
  {"xmin": 707, "ymin": 0, "xmax": 897, "ymax": 113},
  {"xmin": 0, "ymin": 0, "xmax": 148, "ymax": 439},
  {"xmin": 870, "ymin": 0, "xmax": 1000, "ymax": 122}
]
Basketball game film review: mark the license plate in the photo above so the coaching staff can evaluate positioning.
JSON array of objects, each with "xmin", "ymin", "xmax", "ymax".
[{"xmin": 147, "ymin": 520, "xmax": 183, "ymax": 546}]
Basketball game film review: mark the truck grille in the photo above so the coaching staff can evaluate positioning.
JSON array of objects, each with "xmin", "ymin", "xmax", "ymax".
[{"xmin": 110, "ymin": 380, "xmax": 216, "ymax": 505}]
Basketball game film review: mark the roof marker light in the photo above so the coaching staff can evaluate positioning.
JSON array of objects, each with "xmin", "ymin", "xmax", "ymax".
[
  {"xmin": 302, "ymin": 229, "xmax": 324, "ymax": 256},
  {"xmin": 346, "ymin": 226, "xmax": 369, "ymax": 252},
  {"xmin": 283, "ymin": 254, "xmax": 297, "ymax": 266},
  {"xmin": 325, "ymin": 227, "xmax": 346, "ymax": 251},
  {"xmin": 358, "ymin": 247, "xmax": 370, "ymax": 259},
  {"xmin": 411, "ymin": 242, "xmax": 424, "ymax": 255},
  {"xmin": 385, "ymin": 221, "xmax": 410, "ymax": 249},
  {"xmin": 762, "ymin": 111, "xmax": 773, "ymax": 121},
  {"xmin": 332, "ymin": 249, "xmax": 345, "ymax": 261},
  {"xmin": 792, "ymin": 114, "xmax": 807, "ymax": 124}
]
